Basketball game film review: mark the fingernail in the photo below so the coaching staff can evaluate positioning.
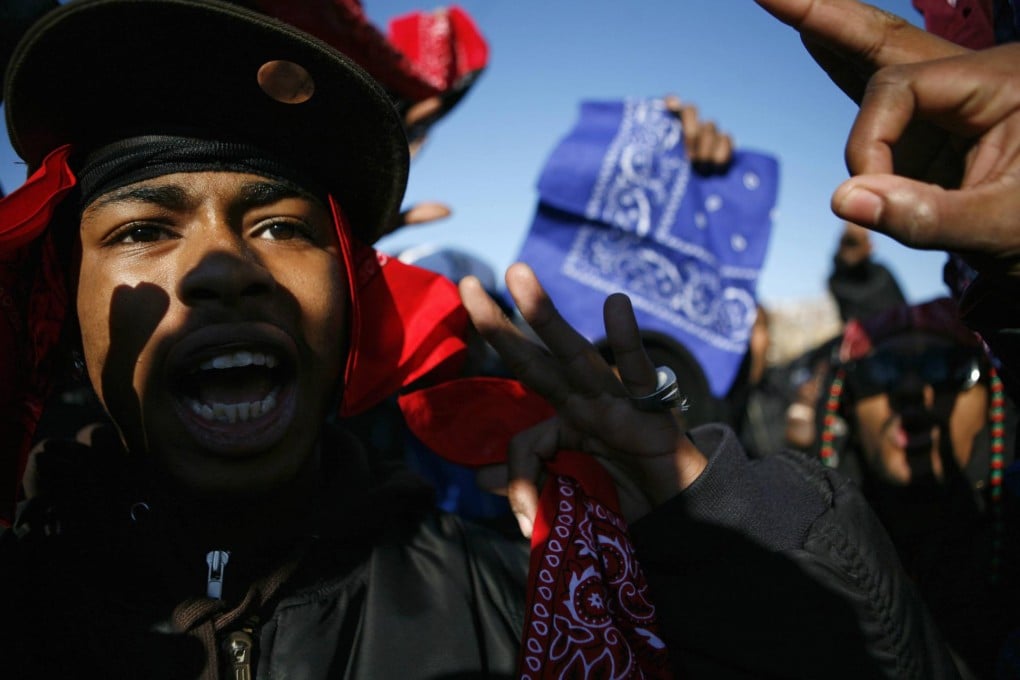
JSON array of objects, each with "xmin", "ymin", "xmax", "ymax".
[
  {"xmin": 514, "ymin": 512, "xmax": 533, "ymax": 538},
  {"xmin": 836, "ymin": 185, "xmax": 883, "ymax": 225}
]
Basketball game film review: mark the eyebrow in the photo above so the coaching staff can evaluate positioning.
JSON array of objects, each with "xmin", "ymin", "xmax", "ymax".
[
  {"xmin": 84, "ymin": 177, "xmax": 324, "ymax": 214},
  {"xmin": 237, "ymin": 180, "xmax": 322, "ymax": 210},
  {"xmin": 86, "ymin": 184, "xmax": 190, "ymax": 212}
]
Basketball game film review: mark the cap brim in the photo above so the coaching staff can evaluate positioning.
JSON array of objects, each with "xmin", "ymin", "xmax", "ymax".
[{"xmin": 4, "ymin": 0, "xmax": 408, "ymax": 243}]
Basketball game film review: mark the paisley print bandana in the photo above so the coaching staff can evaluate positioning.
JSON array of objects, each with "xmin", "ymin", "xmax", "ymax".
[
  {"xmin": 399, "ymin": 378, "xmax": 673, "ymax": 679},
  {"xmin": 515, "ymin": 99, "xmax": 779, "ymax": 397}
]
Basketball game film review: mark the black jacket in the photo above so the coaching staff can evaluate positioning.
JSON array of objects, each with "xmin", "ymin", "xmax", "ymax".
[{"xmin": 0, "ymin": 424, "xmax": 958, "ymax": 678}]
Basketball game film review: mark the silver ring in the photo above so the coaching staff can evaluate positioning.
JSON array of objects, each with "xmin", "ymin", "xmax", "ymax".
[{"xmin": 631, "ymin": 366, "xmax": 690, "ymax": 413}]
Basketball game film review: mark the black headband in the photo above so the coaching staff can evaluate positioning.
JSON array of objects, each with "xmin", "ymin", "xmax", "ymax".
[{"xmin": 76, "ymin": 135, "xmax": 326, "ymax": 210}]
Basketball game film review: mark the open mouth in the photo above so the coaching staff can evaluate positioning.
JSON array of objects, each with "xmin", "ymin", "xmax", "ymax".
[
  {"xmin": 888, "ymin": 411, "xmax": 937, "ymax": 453},
  {"xmin": 179, "ymin": 349, "xmax": 288, "ymax": 424},
  {"xmin": 164, "ymin": 328, "xmax": 301, "ymax": 454}
]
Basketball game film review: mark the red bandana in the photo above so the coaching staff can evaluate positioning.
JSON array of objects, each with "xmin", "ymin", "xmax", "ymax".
[
  {"xmin": 839, "ymin": 297, "xmax": 980, "ymax": 362},
  {"xmin": 252, "ymin": 1, "xmax": 488, "ymax": 106},
  {"xmin": 399, "ymin": 379, "xmax": 673, "ymax": 679}
]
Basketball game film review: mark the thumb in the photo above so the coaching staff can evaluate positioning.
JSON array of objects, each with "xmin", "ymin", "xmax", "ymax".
[
  {"xmin": 832, "ymin": 173, "xmax": 1020, "ymax": 258},
  {"xmin": 401, "ymin": 201, "xmax": 452, "ymax": 226}
]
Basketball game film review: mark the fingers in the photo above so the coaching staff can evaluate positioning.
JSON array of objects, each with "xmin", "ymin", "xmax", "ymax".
[
  {"xmin": 404, "ymin": 95, "xmax": 444, "ymax": 128},
  {"xmin": 459, "ymin": 273, "xmax": 571, "ymax": 406},
  {"xmin": 832, "ymin": 172, "xmax": 1020, "ymax": 257},
  {"xmin": 691, "ymin": 122, "xmax": 734, "ymax": 167},
  {"xmin": 505, "ymin": 418, "xmax": 560, "ymax": 538},
  {"xmin": 381, "ymin": 201, "xmax": 451, "ymax": 238},
  {"xmin": 602, "ymin": 293, "xmax": 657, "ymax": 397},
  {"xmin": 757, "ymin": 0, "xmax": 961, "ymax": 63},
  {"xmin": 845, "ymin": 47, "xmax": 1020, "ymax": 178},
  {"xmin": 665, "ymin": 97, "xmax": 734, "ymax": 167},
  {"xmin": 400, "ymin": 201, "xmax": 452, "ymax": 226},
  {"xmin": 757, "ymin": 0, "xmax": 963, "ymax": 104},
  {"xmin": 831, "ymin": 44, "xmax": 1020, "ymax": 259},
  {"xmin": 502, "ymin": 263, "xmax": 624, "ymax": 400}
]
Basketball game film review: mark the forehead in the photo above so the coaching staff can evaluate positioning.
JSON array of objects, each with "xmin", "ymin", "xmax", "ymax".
[{"xmin": 81, "ymin": 171, "xmax": 325, "ymax": 218}]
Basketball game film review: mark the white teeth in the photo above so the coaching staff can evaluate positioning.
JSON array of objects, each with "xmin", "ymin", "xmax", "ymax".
[
  {"xmin": 198, "ymin": 350, "xmax": 278, "ymax": 371},
  {"xmin": 187, "ymin": 388, "xmax": 280, "ymax": 424}
]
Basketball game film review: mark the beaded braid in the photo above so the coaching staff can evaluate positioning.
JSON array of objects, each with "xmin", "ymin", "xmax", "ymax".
[
  {"xmin": 817, "ymin": 365, "xmax": 1008, "ymax": 583},
  {"xmin": 819, "ymin": 368, "xmax": 845, "ymax": 469},
  {"xmin": 989, "ymin": 368, "xmax": 1006, "ymax": 584}
]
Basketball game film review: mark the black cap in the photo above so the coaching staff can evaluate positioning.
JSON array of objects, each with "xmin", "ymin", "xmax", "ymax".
[{"xmin": 3, "ymin": 0, "xmax": 409, "ymax": 244}]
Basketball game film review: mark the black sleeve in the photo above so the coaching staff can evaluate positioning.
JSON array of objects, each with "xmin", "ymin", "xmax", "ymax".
[{"xmin": 630, "ymin": 424, "xmax": 960, "ymax": 679}]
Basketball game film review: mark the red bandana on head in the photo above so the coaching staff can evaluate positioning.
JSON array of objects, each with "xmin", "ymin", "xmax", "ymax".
[
  {"xmin": 251, "ymin": 1, "xmax": 488, "ymax": 107},
  {"xmin": 0, "ymin": 145, "xmax": 469, "ymax": 524},
  {"xmin": 327, "ymin": 195, "xmax": 469, "ymax": 416},
  {"xmin": 399, "ymin": 379, "xmax": 673, "ymax": 678},
  {"xmin": 839, "ymin": 297, "xmax": 980, "ymax": 363}
]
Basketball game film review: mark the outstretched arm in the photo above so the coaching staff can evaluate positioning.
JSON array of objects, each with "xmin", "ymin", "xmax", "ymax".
[{"xmin": 756, "ymin": 0, "xmax": 1020, "ymax": 272}]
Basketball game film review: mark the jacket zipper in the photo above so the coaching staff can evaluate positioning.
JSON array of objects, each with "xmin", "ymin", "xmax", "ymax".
[
  {"xmin": 206, "ymin": 549, "xmax": 230, "ymax": 599},
  {"xmin": 225, "ymin": 629, "xmax": 254, "ymax": 680}
]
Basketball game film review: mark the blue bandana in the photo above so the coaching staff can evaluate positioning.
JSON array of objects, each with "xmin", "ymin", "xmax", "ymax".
[{"xmin": 516, "ymin": 99, "xmax": 779, "ymax": 396}]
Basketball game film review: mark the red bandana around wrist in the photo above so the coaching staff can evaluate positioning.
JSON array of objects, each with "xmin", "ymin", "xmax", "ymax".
[{"xmin": 399, "ymin": 378, "xmax": 672, "ymax": 679}]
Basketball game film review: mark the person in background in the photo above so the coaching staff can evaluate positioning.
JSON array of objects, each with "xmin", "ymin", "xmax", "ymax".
[
  {"xmin": 828, "ymin": 221, "xmax": 907, "ymax": 323},
  {"xmin": 754, "ymin": 0, "xmax": 1020, "ymax": 674},
  {"xmin": 819, "ymin": 298, "xmax": 1014, "ymax": 678}
]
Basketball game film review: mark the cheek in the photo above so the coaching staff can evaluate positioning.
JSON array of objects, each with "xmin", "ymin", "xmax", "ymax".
[
  {"xmin": 854, "ymin": 396, "xmax": 892, "ymax": 458},
  {"xmin": 76, "ymin": 255, "xmax": 113, "ymax": 400},
  {"xmin": 75, "ymin": 252, "xmax": 175, "ymax": 414},
  {"xmin": 949, "ymin": 386, "xmax": 989, "ymax": 466},
  {"xmin": 293, "ymin": 254, "xmax": 348, "ymax": 373}
]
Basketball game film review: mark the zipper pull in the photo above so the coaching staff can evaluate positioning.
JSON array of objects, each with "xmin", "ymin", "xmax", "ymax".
[
  {"xmin": 206, "ymin": 549, "xmax": 230, "ymax": 599},
  {"xmin": 225, "ymin": 630, "xmax": 254, "ymax": 680}
]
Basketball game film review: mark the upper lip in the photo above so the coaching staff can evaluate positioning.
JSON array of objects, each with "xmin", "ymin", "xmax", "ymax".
[{"xmin": 164, "ymin": 322, "xmax": 299, "ymax": 385}]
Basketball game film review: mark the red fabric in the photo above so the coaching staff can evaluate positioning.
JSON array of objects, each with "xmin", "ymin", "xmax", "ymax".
[
  {"xmin": 913, "ymin": 0, "xmax": 996, "ymax": 49},
  {"xmin": 253, "ymin": 1, "xmax": 488, "ymax": 105},
  {"xmin": 399, "ymin": 378, "xmax": 672, "ymax": 679},
  {"xmin": 0, "ymin": 145, "xmax": 77, "ymax": 525},
  {"xmin": 0, "ymin": 145, "xmax": 76, "ymax": 250},
  {"xmin": 839, "ymin": 297, "xmax": 980, "ymax": 362},
  {"xmin": 0, "ymin": 154, "xmax": 467, "ymax": 523},
  {"xmin": 388, "ymin": 6, "xmax": 489, "ymax": 92},
  {"xmin": 332, "ymin": 196, "xmax": 468, "ymax": 416}
]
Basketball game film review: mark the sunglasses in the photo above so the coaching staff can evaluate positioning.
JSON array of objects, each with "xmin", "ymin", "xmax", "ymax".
[{"xmin": 844, "ymin": 347, "xmax": 983, "ymax": 399}]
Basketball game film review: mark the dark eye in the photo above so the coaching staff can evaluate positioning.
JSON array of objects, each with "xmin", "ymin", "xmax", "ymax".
[
  {"xmin": 256, "ymin": 221, "xmax": 304, "ymax": 241},
  {"xmin": 116, "ymin": 224, "xmax": 173, "ymax": 243}
]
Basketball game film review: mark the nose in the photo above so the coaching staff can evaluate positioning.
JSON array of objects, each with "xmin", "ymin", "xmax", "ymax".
[
  {"xmin": 889, "ymin": 370, "xmax": 935, "ymax": 413},
  {"xmin": 177, "ymin": 233, "xmax": 275, "ymax": 307}
]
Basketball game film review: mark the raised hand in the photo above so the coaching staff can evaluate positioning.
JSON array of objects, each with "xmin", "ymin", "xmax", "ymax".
[
  {"xmin": 756, "ymin": 0, "xmax": 1020, "ymax": 271},
  {"xmin": 459, "ymin": 263, "xmax": 706, "ymax": 536},
  {"xmin": 664, "ymin": 95, "xmax": 734, "ymax": 170}
]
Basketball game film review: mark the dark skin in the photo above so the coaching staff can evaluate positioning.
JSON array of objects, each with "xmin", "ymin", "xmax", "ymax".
[
  {"xmin": 462, "ymin": 98, "xmax": 734, "ymax": 536},
  {"xmin": 75, "ymin": 172, "xmax": 346, "ymax": 548},
  {"xmin": 756, "ymin": 0, "xmax": 1020, "ymax": 273},
  {"xmin": 460, "ymin": 264, "xmax": 707, "ymax": 537}
]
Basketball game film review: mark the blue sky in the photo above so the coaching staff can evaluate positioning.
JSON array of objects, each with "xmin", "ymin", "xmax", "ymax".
[{"xmin": 0, "ymin": 0, "xmax": 948, "ymax": 306}]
